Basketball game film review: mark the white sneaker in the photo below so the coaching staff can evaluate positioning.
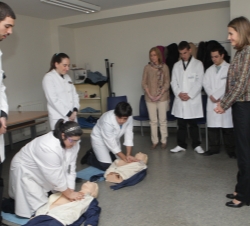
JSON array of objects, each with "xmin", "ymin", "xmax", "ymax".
[
  {"xmin": 194, "ymin": 146, "xmax": 204, "ymax": 154},
  {"xmin": 170, "ymin": 146, "xmax": 186, "ymax": 153}
]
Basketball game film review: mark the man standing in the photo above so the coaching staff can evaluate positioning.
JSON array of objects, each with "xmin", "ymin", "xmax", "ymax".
[
  {"xmin": 170, "ymin": 41, "xmax": 204, "ymax": 154},
  {"xmin": 0, "ymin": 2, "xmax": 15, "ymax": 225},
  {"xmin": 203, "ymin": 47, "xmax": 235, "ymax": 157}
]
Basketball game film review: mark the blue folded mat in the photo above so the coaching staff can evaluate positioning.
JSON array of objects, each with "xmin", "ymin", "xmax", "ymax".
[
  {"xmin": 2, "ymin": 211, "xmax": 29, "ymax": 225},
  {"xmin": 77, "ymin": 166, "xmax": 105, "ymax": 181}
]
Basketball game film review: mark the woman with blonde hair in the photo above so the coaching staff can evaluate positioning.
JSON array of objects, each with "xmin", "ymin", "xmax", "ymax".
[
  {"xmin": 142, "ymin": 47, "xmax": 170, "ymax": 149},
  {"xmin": 215, "ymin": 16, "xmax": 250, "ymax": 208}
]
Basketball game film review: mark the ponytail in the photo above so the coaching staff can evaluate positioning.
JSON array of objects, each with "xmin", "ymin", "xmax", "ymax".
[
  {"xmin": 47, "ymin": 53, "xmax": 70, "ymax": 73},
  {"xmin": 53, "ymin": 119, "xmax": 83, "ymax": 148}
]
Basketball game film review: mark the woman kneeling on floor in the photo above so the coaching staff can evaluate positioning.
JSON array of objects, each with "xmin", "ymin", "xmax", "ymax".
[{"xmin": 8, "ymin": 119, "xmax": 83, "ymax": 218}]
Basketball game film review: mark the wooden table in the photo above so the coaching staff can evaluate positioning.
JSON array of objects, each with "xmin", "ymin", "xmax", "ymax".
[{"xmin": 7, "ymin": 111, "xmax": 48, "ymax": 149}]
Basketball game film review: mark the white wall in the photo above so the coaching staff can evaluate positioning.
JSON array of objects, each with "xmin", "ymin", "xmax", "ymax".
[
  {"xmin": 230, "ymin": 0, "xmax": 250, "ymax": 19},
  {"xmin": 1, "ymin": 14, "xmax": 52, "ymax": 110},
  {"xmin": 229, "ymin": 0, "xmax": 250, "ymax": 55},
  {"xmin": 0, "ymin": 14, "xmax": 52, "ymax": 143},
  {"xmin": 58, "ymin": 26, "xmax": 76, "ymax": 66},
  {"xmin": 74, "ymin": 7, "xmax": 230, "ymax": 118}
]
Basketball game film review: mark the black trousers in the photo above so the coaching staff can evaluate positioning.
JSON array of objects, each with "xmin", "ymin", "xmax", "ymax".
[
  {"xmin": 232, "ymin": 102, "xmax": 250, "ymax": 204},
  {"xmin": 208, "ymin": 127, "xmax": 235, "ymax": 154},
  {"xmin": 177, "ymin": 118, "xmax": 201, "ymax": 149},
  {"xmin": 87, "ymin": 149, "xmax": 116, "ymax": 171},
  {"xmin": 0, "ymin": 163, "xmax": 3, "ymax": 223}
]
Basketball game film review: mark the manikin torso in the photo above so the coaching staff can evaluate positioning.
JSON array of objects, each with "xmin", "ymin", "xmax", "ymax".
[
  {"xmin": 49, "ymin": 181, "xmax": 98, "ymax": 209},
  {"xmin": 105, "ymin": 152, "xmax": 148, "ymax": 183}
]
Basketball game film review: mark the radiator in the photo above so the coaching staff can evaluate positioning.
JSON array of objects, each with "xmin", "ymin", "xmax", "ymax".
[{"xmin": 17, "ymin": 100, "xmax": 46, "ymax": 111}]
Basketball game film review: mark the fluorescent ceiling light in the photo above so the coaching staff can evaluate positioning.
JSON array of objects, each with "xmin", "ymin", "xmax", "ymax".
[{"xmin": 40, "ymin": 0, "xmax": 101, "ymax": 13}]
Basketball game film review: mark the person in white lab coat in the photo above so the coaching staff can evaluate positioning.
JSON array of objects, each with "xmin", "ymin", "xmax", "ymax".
[
  {"xmin": 0, "ymin": 2, "xmax": 15, "ymax": 225},
  {"xmin": 84, "ymin": 102, "xmax": 137, "ymax": 171},
  {"xmin": 203, "ymin": 46, "xmax": 235, "ymax": 157},
  {"xmin": 8, "ymin": 119, "xmax": 83, "ymax": 218},
  {"xmin": 170, "ymin": 41, "xmax": 204, "ymax": 154},
  {"xmin": 42, "ymin": 53, "xmax": 79, "ymax": 130}
]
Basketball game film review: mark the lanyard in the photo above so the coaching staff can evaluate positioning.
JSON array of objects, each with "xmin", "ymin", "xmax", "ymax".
[{"xmin": 182, "ymin": 56, "xmax": 192, "ymax": 71}]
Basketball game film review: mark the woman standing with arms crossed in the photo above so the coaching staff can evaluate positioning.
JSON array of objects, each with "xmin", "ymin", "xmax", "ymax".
[
  {"xmin": 215, "ymin": 16, "xmax": 250, "ymax": 208},
  {"xmin": 43, "ymin": 53, "xmax": 79, "ymax": 130},
  {"xmin": 142, "ymin": 47, "xmax": 170, "ymax": 149}
]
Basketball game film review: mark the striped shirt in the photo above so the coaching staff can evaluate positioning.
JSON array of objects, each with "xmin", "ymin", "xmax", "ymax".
[{"xmin": 221, "ymin": 45, "xmax": 250, "ymax": 110}]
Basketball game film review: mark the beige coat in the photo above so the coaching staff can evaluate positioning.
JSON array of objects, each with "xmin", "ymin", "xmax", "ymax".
[{"xmin": 142, "ymin": 64, "xmax": 170, "ymax": 102}]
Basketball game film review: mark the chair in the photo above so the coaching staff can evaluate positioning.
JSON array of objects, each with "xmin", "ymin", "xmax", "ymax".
[
  {"xmin": 133, "ymin": 95, "xmax": 149, "ymax": 136},
  {"xmin": 107, "ymin": 96, "xmax": 127, "ymax": 111},
  {"xmin": 196, "ymin": 94, "xmax": 208, "ymax": 151}
]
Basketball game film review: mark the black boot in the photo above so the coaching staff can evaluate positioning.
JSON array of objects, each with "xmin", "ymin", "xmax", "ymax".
[{"xmin": 80, "ymin": 149, "xmax": 93, "ymax": 164}]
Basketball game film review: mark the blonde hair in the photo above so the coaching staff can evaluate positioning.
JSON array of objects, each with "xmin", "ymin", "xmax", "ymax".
[
  {"xmin": 149, "ymin": 47, "xmax": 163, "ymax": 64},
  {"xmin": 228, "ymin": 16, "xmax": 250, "ymax": 51}
]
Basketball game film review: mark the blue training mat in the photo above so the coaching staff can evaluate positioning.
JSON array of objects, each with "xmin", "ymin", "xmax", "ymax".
[
  {"xmin": 77, "ymin": 166, "xmax": 105, "ymax": 181},
  {"xmin": 2, "ymin": 211, "xmax": 29, "ymax": 225}
]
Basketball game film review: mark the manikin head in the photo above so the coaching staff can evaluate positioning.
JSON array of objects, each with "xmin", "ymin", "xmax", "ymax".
[
  {"xmin": 80, "ymin": 181, "xmax": 99, "ymax": 198},
  {"xmin": 135, "ymin": 152, "xmax": 148, "ymax": 164}
]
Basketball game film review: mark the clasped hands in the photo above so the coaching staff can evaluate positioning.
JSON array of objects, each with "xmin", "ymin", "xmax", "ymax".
[
  {"xmin": 178, "ymin": 92, "xmax": 190, "ymax": 101},
  {"xmin": 149, "ymin": 94, "xmax": 162, "ymax": 102},
  {"xmin": 214, "ymin": 102, "xmax": 225, "ymax": 114},
  {"xmin": 69, "ymin": 111, "xmax": 77, "ymax": 121},
  {"xmin": 0, "ymin": 117, "xmax": 7, "ymax": 135}
]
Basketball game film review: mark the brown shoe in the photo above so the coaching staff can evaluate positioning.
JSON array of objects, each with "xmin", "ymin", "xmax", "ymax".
[
  {"xmin": 161, "ymin": 143, "xmax": 167, "ymax": 149},
  {"xmin": 151, "ymin": 143, "xmax": 158, "ymax": 150}
]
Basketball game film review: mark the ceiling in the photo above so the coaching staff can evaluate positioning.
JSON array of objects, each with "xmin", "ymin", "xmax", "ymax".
[{"xmin": 2, "ymin": 0, "xmax": 164, "ymax": 20}]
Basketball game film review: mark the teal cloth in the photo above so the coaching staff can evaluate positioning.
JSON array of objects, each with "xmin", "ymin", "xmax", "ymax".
[
  {"xmin": 216, "ymin": 65, "xmax": 221, "ymax": 73},
  {"xmin": 2, "ymin": 211, "xmax": 29, "ymax": 225},
  {"xmin": 77, "ymin": 166, "xmax": 105, "ymax": 181}
]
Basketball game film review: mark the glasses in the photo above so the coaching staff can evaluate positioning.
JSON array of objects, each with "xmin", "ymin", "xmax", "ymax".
[{"xmin": 67, "ymin": 137, "xmax": 80, "ymax": 144}]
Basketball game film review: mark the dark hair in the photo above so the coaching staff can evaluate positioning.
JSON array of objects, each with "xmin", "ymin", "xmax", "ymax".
[
  {"xmin": 0, "ymin": 2, "xmax": 16, "ymax": 21},
  {"xmin": 114, "ymin": 102, "xmax": 132, "ymax": 117},
  {"xmin": 228, "ymin": 16, "xmax": 250, "ymax": 51},
  {"xmin": 48, "ymin": 53, "xmax": 70, "ymax": 72},
  {"xmin": 178, "ymin": 41, "xmax": 191, "ymax": 51},
  {"xmin": 53, "ymin": 119, "xmax": 83, "ymax": 148},
  {"xmin": 210, "ymin": 46, "xmax": 225, "ymax": 56}
]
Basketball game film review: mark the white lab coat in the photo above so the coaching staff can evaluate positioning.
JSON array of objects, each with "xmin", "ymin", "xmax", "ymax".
[
  {"xmin": 91, "ymin": 110, "xmax": 133, "ymax": 163},
  {"xmin": 171, "ymin": 57, "xmax": 204, "ymax": 119},
  {"xmin": 0, "ymin": 50, "xmax": 8, "ymax": 163},
  {"xmin": 8, "ymin": 131, "xmax": 80, "ymax": 218},
  {"xmin": 42, "ymin": 69, "xmax": 79, "ymax": 130},
  {"xmin": 203, "ymin": 61, "xmax": 233, "ymax": 128}
]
